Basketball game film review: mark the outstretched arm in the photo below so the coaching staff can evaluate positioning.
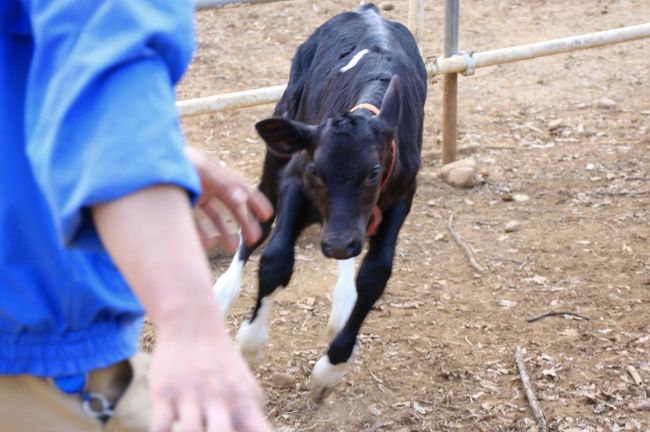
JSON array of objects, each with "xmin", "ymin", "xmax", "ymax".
[{"xmin": 93, "ymin": 184, "xmax": 272, "ymax": 432}]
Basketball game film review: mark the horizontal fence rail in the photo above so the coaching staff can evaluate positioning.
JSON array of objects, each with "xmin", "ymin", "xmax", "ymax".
[
  {"xmin": 427, "ymin": 22, "xmax": 650, "ymax": 77},
  {"xmin": 177, "ymin": 23, "xmax": 650, "ymax": 117},
  {"xmin": 177, "ymin": 85, "xmax": 286, "ymax": 117},
  {"xmin": 195, "ymin": 0, "xmax": 283, "ymax": 10}
]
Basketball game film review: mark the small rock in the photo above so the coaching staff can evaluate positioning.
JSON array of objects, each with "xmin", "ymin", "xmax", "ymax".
[
  {"xmin": 445, "ymin": 166, "xmax": 479, "ymax": 188},
  {"xmin": 513, "ymin": 193, "xmax": 530, "ymax": 202},
  {"xmin": 586, "ymin": 163, "xmax": 595, "ymax": 171},
  {"xmin": 597, "ymin": 97, "xmax": 617, "ymax": 109},
  {"xmin": 504, "ymin": 220, "xmax": 521, "ymax": 233},
  {"xmin": 440, "ymin": 158, "xmax": 476, "ymax": 178},
  {"xmin": 271, "ymin": 372, "xmax": 295, "ymax": 389},
  {"xmin": 368, "ymin": 403, "xmax": 382, "ymax": 416},
  {"xmin": 434, "ymin": 232, "xmax": 449, "ymax": 242},
  {"xmin": 379, "ymin": 1, "xmax": 394, "ymax": 11},
  {"xmin": 548, "ymin": 119, "xmax": 564, "ymax": 131}
]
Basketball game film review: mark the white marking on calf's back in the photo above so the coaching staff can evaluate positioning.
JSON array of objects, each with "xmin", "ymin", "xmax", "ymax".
[{"xmin": 340, "ymin": 49, "xmax": 369, "ymax": 72}]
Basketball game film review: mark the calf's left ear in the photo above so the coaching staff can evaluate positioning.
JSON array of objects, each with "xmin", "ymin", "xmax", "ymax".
[
  {"xmin": 255, "ymin": 118, "xmax": 317, "ymax": 157},
  {"xmin": 379, "ymin": 75, "xmax": 402, "ymax": 130}
]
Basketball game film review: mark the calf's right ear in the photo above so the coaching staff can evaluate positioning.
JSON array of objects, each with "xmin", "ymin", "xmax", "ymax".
[{"xmin": 255, "ymin": 118, "xmax": 317, "ymax": 157}]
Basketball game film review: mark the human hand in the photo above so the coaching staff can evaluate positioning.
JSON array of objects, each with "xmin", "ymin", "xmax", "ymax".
[
  {"xmin": 92, "ymin": 186, "xmax": 273, "ymax": 431},
  {"xmin": 150, "ymin": 310, "xmax": 273, "ymax": 432},
  {"xmin": 186, "ymin": 147, "xmax": 273, "ymax": 252}
]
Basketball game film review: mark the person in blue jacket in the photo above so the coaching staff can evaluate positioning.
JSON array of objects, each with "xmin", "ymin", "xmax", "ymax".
[{"xmin": 0, "ymin": 1, "xmax": 274, "ymax": 431}]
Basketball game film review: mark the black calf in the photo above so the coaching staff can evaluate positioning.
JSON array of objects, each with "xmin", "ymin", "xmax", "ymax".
[{"xmin": 213, "ymin": 3, "xmax": 427, "ymax": 399}]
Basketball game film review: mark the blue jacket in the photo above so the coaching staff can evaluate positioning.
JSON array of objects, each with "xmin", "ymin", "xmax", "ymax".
[{"xmin": 0, "ymin": 0, "xmax": 200, "ymax": 376}]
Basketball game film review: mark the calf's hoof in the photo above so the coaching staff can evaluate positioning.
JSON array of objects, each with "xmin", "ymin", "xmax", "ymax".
[
  {"xmin": 310, "ymin": 355, "xmax": 347, "ymax": 403},
  {"xmin": 235, "ymin": 320, "xmax": 266, "ymax": 367}
]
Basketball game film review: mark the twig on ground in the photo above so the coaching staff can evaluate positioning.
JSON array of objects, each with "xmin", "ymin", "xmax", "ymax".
[
  {"xmin": 446, "ymin": 213, "xmax": 485, "ymax": 274},
  {"xmin": 515, "ymin": 347, "xmax": 548, "ymax": 432},
  {"xmin": 527, "ymin": 311, "xmax": 591, "ymax": 323},
  {"xmin": 627, "ymin": 365, "xmax": 643, "ymax": 386},
  {"xmin": 588, "ymin": 190, "xmax": 650, "ymax": 197}
]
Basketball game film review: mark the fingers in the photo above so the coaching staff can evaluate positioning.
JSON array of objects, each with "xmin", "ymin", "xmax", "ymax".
[
  {"xmin": 150, "ymin": 394, "xmax": 175, "ymax": 432},
  {"xmin": 201, "ymin": 201, "xmax": 239, "ymax": 252},
  {"xmin": 204, "ymin": 402, "xmax": 233, "ymax": 432},
  {"xmin": 231, "ymin": 402, "xmax": 272, "ymax": 432},
  {"xmin": 218, "ymin": 188, "xmax": 262, "ymax": 246},
  {"xmin": 176, "ymin": 397, "xmax": 203, "ymax": 432},
  {"xmin": 247, "ymin": 189, "xmax": 274, "ymax": 223},
  {"xmin": 186, "ymin": 148, "xmax": 273, "ymax": 247}
]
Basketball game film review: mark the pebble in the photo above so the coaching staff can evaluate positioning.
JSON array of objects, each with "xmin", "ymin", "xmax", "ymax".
[
  {"xmin": 548, "ymin": 119, "xmax": 564, "ymax": 131},
  {"xmin": 440, "ymin": 158, "xmax": 476, "ymax": 177},
  {"xmin": 379, "ymin": 2, "xmax": 394, "ymax": 11},
  {"xmin": 448, "ymin": 167, "xmax": 479, "ymax": 188},
  {"xmin": 512, "ymin": 193, "xmax": 530, "ymax": 202},
  {"xmin": 434, "ymin": 232, "xmax": 449, "ymax": 242},
  {"xmin": 271, "ymin": 372, "xmax": 295, "ymax": 389},
  {"xmin": 504, "ymin": 220, "xmax": 521, "ymax": 233},
  {"xmin": 597, "ymin": 97, "xmax": 617, "ymax": 109}
]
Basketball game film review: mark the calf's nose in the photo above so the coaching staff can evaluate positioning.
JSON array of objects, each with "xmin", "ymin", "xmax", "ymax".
[{"xmin": 321, "ymin": 237, "xmax": 362, "ymax": 259}]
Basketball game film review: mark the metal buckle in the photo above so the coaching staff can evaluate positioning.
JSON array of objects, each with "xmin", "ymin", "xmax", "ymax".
[{"xmin": 82, "ymin": 392, "xmax": 114, "ymax": 421}]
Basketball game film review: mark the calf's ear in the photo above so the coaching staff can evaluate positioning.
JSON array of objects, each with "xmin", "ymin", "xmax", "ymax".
[
  {"xmin": 255, "ymin": 118, "xmax": 317, "ymax": 157},
  {"xmin": 379, "ymin": 75, "xmax": 401, "ymax": 130}
]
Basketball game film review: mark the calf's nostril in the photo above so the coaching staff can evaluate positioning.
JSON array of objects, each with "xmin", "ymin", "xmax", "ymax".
[{"xmin": 345, "ymin": 239, "xmax": 360, "ymax": 255}]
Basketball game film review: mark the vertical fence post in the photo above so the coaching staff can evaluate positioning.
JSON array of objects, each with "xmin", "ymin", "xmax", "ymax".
[
  {"xmin": 441, "ymin": 0, "xmax": 459, "ymax": 164},
  {"xmin": 408, "ymin": 0, "xmax": 425, "ymax": 48}
]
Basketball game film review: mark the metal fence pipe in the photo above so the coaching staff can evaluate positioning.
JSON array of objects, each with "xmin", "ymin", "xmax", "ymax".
[
  {"xmin": 177, "ymin": 85, "xmax": 287, "ymax": 117},
  {"xmin": 428, "ymin": 22, "xmax": 650, "ymax": 77},
  {"xmin": 195, "ymin": 0, "xmax": 283, "ymax": 10}
]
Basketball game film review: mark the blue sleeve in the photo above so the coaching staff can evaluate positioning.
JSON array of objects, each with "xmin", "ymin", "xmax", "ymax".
[{"xmin": 23, "ymin": 0, "xmax": 201, "ymax": 249}]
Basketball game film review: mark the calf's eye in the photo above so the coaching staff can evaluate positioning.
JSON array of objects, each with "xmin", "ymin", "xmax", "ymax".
[{"xmin": 365, "ymin": 165, "xmax": 382, "ymax": 186}]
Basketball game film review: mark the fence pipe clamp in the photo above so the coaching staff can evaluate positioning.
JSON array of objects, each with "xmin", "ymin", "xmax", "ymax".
[{"xmin": 461, "ymin": 50, "xmax": 476, "ymax": 76}]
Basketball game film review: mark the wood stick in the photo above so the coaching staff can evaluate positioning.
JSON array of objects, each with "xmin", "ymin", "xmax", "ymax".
[
  {"xmin": 527, "ymin": 311, "xmax": 590, "ymax": 323},
  {"xmin": 627, "ymin": 365, "xmax": 643, "ymax": 386},
  {"xmin": 446, "ymin": 213, "xmax": 485, "ymax": 273},
  {"xmin": 515, "ymin": 347, "xmax": 548, "ymax": 432}
]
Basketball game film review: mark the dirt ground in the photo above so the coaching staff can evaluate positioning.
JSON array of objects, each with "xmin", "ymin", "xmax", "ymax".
[{"xmin": 142, "ymin": 0, "xmax": 650, "ymax": 430}]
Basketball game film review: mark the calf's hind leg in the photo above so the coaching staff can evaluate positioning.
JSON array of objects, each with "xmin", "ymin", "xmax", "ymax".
[{"xmin": 311, "ymin": 199, "xmax": 412, "ymax": 400}]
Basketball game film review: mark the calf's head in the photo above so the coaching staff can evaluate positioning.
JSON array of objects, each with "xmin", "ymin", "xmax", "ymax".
[{"xmin": 256, "ymin": 76, "xmax": 402, "ymax": 260}]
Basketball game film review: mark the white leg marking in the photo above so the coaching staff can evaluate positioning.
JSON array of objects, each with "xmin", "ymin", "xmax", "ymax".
[
  {"xmin": 311, "ymin": 355, "xmax": 348, "ymax": 401},
  {"xmin": 340, "ymin": 49, "xmax": 369, "ymax": 72},
  {"xmin": 212, "ymin": 239, "xmax": 244, "ymax": 316},
  {"xmin": 327, "ymin": 258, "xmax": 357, "ymax": 338},
  {"xmin": 236, "ymin": 297, "xmax": 274, "ymax": 366}
]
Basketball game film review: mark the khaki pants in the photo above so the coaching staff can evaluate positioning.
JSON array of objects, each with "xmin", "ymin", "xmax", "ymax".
[{"xmin": 0, "ymin": 353, "xmax": 151, "ymax": 431}]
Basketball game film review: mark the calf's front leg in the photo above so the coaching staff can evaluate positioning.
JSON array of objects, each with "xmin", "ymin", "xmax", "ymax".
[
  {"xmin": 237, "ymin": 180, "xmax": 314, "ymax": 365},
  {"xmin": 311, "ymin": 198, "xmax": 413, "ymax": 400}
]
